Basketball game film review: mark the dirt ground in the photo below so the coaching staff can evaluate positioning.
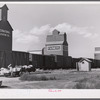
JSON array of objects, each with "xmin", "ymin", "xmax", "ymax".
[{"xmin": 1, "ymin": 69, "xmax": 100, "ymax": 89}]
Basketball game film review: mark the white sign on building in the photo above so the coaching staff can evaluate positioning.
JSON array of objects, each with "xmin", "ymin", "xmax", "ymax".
[{"xmin": 47, "ymin": 45, "xmax": 61, "ymax": 51}]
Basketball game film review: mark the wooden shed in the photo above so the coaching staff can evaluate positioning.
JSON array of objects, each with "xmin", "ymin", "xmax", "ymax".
[{"xmin": 76, "ymin": 58, "xmax": 92, "ymax": 71}]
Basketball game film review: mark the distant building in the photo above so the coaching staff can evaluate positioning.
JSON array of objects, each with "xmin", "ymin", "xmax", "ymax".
[
  {"xmin": 43, "ymin": 29, "xmax": 68, "ymax": 56},
  {"xmin": 0, "ymin": 4, "xmax": 13, "ymax": 51},
  {"xmin": 94, "ymin": 47, "xmax": 100, "ymax": 60},
  {"xmin": 76, "ymin": 58, "xmax": 91, "ymax": 71}
]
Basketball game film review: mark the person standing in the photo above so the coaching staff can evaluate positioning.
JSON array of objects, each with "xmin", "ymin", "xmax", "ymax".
[{"xmin": 8, "ymin": 64, "xmax": 13, "ymax": 76}]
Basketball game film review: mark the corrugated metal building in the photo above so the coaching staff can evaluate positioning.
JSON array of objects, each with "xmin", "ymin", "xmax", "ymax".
[{"xmin": 43, "ymin": 29, "xmax": 68, "ymax": 56}]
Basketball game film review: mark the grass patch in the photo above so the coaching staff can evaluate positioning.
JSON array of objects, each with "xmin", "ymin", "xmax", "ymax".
[
  {"xmin": 19, "ymin": 73, "xmax": 56, "ymax": 81},
  {"xmin": 73, "ymin": 75, "xmax": 100, "ymax": 89}
]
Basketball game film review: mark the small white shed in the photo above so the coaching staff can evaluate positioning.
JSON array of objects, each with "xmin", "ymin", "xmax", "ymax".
[{"xmin": 76, "ymin": 58, "xmax": 92, "ymax": 71}]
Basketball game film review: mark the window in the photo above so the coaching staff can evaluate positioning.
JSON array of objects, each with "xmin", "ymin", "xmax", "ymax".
[{"xmin": 82, "ymin": 61, "xmax": 84, "ymax": 64}]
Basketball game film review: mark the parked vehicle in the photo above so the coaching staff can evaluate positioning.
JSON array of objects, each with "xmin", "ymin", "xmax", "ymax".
[{"xmin": 0, "ymin": 68, "xmax": 10, "ymax": 76}]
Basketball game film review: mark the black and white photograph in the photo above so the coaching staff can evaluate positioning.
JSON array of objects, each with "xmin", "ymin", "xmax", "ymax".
[{"xmin": 1, "ymin": 1, "xmax": 100, "ymax": 94}]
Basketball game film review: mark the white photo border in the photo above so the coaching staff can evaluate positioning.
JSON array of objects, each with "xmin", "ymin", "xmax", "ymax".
[{"xmin": 0, "ymin": 1, "xmax": 100, "ymax": 99}]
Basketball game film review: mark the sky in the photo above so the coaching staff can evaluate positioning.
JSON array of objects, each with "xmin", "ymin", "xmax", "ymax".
[{"xmin": 0, "ymin": 3, "xmax": 100, "ymax": 58}]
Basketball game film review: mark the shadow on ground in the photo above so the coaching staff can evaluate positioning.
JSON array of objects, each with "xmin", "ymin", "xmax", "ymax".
[{"xmin": 0, "ymin": 85, "xmax": 11, "ymax": 89}]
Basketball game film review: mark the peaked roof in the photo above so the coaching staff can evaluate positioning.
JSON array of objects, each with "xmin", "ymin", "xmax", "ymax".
[
  {"xmin": 0, "ymin": 20, "xmax": 13, "ymax": 31},
  {"xmin": 79, "ymin": 58, "xmax": 92, "ymax": 63},
  {"xmin": 2, "ymin": 4, "xmax": 9, "ymax": 10},
  {"xmin": 53, "ymin": 29, "xmax": 60, "ymax": 35}
]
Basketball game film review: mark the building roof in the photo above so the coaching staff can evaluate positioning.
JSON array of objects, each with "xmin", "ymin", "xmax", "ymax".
[
  {"xmin": 46, "ymin": 29, "xmax": 68, "ymax": 46},
  {"xmin": 46, "ymin": 41, "xmax": 64, "ymax": 45},
  {"xmin": 0, "ymin": 20, "xmax": 13, "ymax": 31},
  {"xmin": 79, "ymin": 58, "xmax": 92, "ymax": 63},
  {"xmin": 2, "ymin": 4, "xmax": 9, "ymax": 10},
  {"xmin": 0, "ymin": 4, "xmax": 8, "ymax": 9},
  {"xmin": 46, "ymin": 34, "xmax": 64, "ymax": 42}
]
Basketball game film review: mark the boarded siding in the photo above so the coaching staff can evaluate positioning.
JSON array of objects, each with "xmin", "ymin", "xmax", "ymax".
[
  {"xmin": 0, "ymin": 51, "xmax": 12, "ymax": 68},
  {"xmin": 63, "ymin": 56, "xmax": 72, "ymax": 69},
  {"xmin": 72, "ymin": 58, "xmax": 79, "ymax": 69},
  {"xmin": 94, "ymin": 59, "xmax": 100, "ymax": 68},
  {"xmin": 12, "ymin": 51, "xmax": 29, "ymax": 67},
  {"xmin": 32, "ymin": 54, "xmax": 43, "ymax": 69},
  {"xmin": 55, "ymin": 55, "xmax": 63, "ymax": 69},
  {"xmin": 43, "ymin": 55, "xmax": 55, "ymax": 70},
  {"xmin": 5, "ymin": 51, "xmax": 12, "ymax": 67}
]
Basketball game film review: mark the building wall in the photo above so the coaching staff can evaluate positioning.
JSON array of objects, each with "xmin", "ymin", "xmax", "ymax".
[
  {"xmin": 94, "ymin": 47, "xmax": 100, "ymax": 60},
  {"xmin": 78, "ymin": 60, "xmax": 90, "ymax": 71},
  {"xmin": 63, "ymin": 45, "xmax": 68, "ymax": 56},
  {"xmin": 0, "ymin": 29, "xmax": 12, "ymax": 51},
  {"xmin": 44, "ymin": 44, "xmax": 63, "ymax": 55},
  {"xmin": 0, "ymin": 5, "xmax": 13, "ymax": 52},
  {"xmin": 94, "ymin": 53, "xmax": 100, "ymax": 60}
]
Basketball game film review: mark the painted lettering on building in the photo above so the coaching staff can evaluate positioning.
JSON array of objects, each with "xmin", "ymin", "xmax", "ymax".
[
  {"xmin": 0, "ymin": 29, "xmax": 10, "ymax": 37},
  {"xmin": 47, "ymin": 45, "xmax": 61, "ymax": 51}
]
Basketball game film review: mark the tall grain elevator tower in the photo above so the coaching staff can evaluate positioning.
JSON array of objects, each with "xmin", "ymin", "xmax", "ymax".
[
  {"xmin": 0, "ymin": 4, "xmax": 13, "ymax": 51},
  {"xmin": 43, "ymin": 29, "xmax": 68, "ymax": 56}
]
